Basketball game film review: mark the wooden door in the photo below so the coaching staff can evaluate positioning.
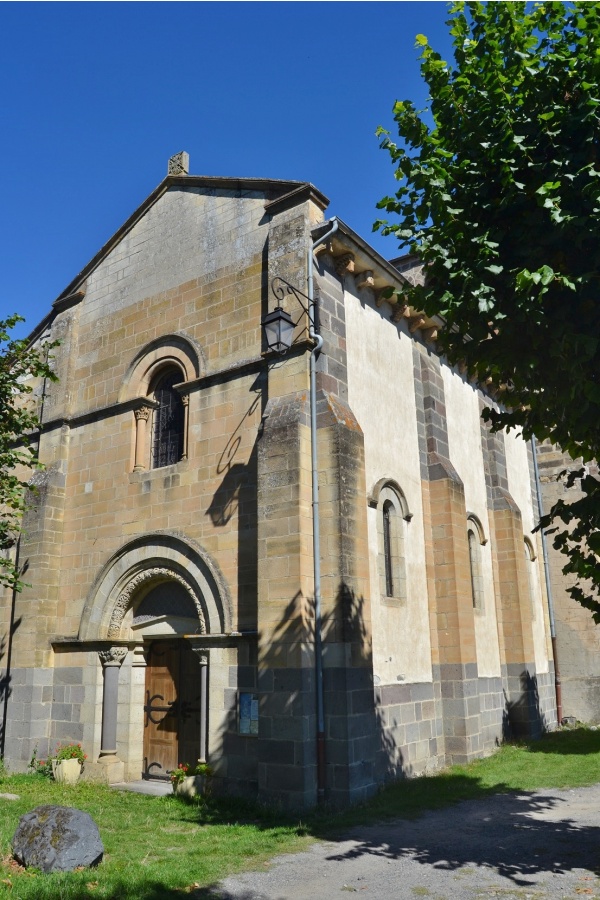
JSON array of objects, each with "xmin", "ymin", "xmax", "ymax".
[{"xmin": 143, "ymin": 640, "xmax": 203, "ymax": 780}]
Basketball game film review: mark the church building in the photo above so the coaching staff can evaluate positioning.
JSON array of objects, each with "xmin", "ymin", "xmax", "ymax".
[{"xmin": 1, "ymin": 153, "xmax": 560, "ymax": 808}]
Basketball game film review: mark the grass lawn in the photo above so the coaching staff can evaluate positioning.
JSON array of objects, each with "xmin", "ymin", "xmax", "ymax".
[{"xmin": 0, "ymin": 727, "xmax": 599, "ymax": 899}]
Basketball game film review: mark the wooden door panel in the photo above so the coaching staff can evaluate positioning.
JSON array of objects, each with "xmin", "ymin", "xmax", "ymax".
[
  {"xmin": 143, "ymin": 641, "xmax": 179, "ymax": 779},
  {"xmin": 143, "ymin": 640, "xmax": 203, "ymax": 780}
]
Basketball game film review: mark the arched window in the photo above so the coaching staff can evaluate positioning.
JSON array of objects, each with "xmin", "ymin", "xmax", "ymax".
[
  {"xmin": 524, "ymin": 538, "xmax": 538, "ymax": 619},
  {"xmin": 152, "ymin": 370, "xmax": 185, "ymax": 468},
  {"xmin": 374, "ymin": 483, "xmax": 410, "ymax": 602},
  {"xmin": 467, "ymin": 514, "xmax": 486, "ymax": 612},
  {"xmin": 383, "ymin": 500, "xmax": 395, "ymax": 597}
]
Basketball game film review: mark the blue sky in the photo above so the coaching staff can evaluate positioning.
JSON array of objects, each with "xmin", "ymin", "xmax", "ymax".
[{"xmin": 1, "ymin": 1, "xmax": 455, "ymax": 338}]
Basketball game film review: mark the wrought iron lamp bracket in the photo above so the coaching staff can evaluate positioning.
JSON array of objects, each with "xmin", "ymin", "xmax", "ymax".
[{"xmin": 270, "ymin": 276, "xmax": 318, "ymax": 335}]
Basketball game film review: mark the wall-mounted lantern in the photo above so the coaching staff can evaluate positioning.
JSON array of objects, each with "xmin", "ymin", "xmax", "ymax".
[{"xmin": 261, "ymin": 306, "xmax": 295, "ymax": 354}]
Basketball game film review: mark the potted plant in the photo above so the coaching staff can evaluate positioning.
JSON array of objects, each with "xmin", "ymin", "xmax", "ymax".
[
  {"xmin": 51, "ymin": 743, "xmax": 87, "ymax": 784},
  {"xmin": 170, "ymin": 761, "xmax": 212, "ymax": 799}
]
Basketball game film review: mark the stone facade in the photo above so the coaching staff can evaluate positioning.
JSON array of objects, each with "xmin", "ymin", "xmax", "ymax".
[
  {"xmin": 537, "ymin": 445, "xmax": 600, "ymax": 723},
  {"xmin": 0, "ymin": 163, "xmax": 562, "ymax": 808}
]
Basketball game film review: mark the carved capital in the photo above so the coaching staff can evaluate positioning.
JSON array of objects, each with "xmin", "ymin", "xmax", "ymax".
[
  {"xmin": 191, "ymin": 649, "xmax": 209, "ymax": 667},
  {"xmin": 181, "ymin": 394, "xmax": 189, "ymax": 407},
  {"xmin": 334, "ymin": 253, "xmax": 355, "ymax": 276},
  {"xmin": 134, "ymin": 406, "xmax": 151, "ymax": 422},
  {"xmin": 99, "ymin": 646, "xmax": 128, "ymax": 668}
]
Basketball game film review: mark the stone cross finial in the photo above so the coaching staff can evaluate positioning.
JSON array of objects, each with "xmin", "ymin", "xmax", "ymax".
[{"xmin": 168, "ymin": 151, "xmax": 190, "ymax": 176}]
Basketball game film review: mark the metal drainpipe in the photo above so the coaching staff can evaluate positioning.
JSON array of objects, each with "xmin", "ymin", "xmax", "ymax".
[
  {"xmin": 531, "ymin": 435, "xmax": 562, "ymax": 725},
  {"xmin": 307, "ymin": 217, "xmax": 338, "ymax": 803}
]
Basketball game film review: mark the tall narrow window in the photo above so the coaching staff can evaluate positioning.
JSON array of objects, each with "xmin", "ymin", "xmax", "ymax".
[
  {"xmin": 375, "ymin": 482, "xmax": 409, "ymax": 602},
  {"xmin": 468, "ymin": 528, "xmax": 484, "ymax": 611},
  {"xmin": 152, "ymin": 370, "xmax": 185, "ymax": 468},
  {"xmin": 383, "ymin": 500, "xmax": 394, "ymax": 597},
  {"xmin": 525, "ymin": 539, "xmax": 537, "ymax": 618}
]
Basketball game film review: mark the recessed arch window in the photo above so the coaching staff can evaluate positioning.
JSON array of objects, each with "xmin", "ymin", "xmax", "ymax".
[
  {"xmin": 383, "ymin": 500, "xmax": 395, "ymax": 597},
  {"xmin": 373, "ymin": 481, "xmax": 411, "ymax": 602},
  {"xmin": 125, "ymin": 338, "xmax": 197, "ymax": 474},
  {"xmin": 151, "ymin": 369, "xmax": 185, "ymax": 469},
  {"xmin": 467, "ymin": 514, "xmax": 487, "ymax": 612},
  {"xmin": 524, "ymin": 537, "xmax": 538, "ymax": 619}
]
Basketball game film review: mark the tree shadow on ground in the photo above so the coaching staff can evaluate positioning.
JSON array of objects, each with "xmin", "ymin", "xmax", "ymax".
[
  {"xmin": 525, "ymin": 726, "xmax": 600, "ymax": 755},
  {"xmin": 321, "ymin": 787, "xmax": 600, "ymax": 885},
  {"xmin": 192, "ymin": 783, "xmax": 600, "ymax": 898}
]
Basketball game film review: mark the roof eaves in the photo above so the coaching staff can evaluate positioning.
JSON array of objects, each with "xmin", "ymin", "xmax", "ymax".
[{"xmin": 312, "ymin": 217, "xmax": 409, "ymax": 289}]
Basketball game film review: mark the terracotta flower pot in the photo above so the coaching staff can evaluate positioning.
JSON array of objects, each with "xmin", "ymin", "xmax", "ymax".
[{"xmin": 52, "ymin": 758, "xmax": 82, "ymax": 784}]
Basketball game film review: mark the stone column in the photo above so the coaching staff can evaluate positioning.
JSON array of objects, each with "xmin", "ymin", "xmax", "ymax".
[
  {"xmin": 181, "ymin": 395, "xmax": 190, "ymax": 460},
  {"xmin": 96, "ymin": 647, "xmax": 127, "ymax": 783},
  {"xmin": 190, "ymin": 646, "xmax": 209, "ymax": 762},
  {"xmin": 133, "ymin": 406, "xmax": 151, "ymax": 471}
]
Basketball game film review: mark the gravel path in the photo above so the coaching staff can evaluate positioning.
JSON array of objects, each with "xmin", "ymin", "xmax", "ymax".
[{"xmin": 206, "ymin": 784, "xmax": 600, "ymax": 899}]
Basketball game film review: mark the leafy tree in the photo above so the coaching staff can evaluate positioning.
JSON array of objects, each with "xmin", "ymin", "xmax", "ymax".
[
  {"xmin": 375, "ymin": 1, "xmax": 600, "ymax": 618},
  {"xmin": 0, "ymin": 315, "xmax": 56, "ymax": 591}
]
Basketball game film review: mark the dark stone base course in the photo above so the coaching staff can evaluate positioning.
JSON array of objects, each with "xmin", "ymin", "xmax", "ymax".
[
  {"xmin": 5, "ymin": 656, "xmax": 559, "ymax": 810},
  {"xmin": 503, "ymin": 662, "xmax": 558, "ymax": 739},
  {"xmin": 374, "ymin": 679, "xmax": 444, "ymax": 782},
  {"xmin": 218, "ymin": 660, "xmax": 259, "ymax": 800},
  {"xmin": 258, "ymin": 665, "xmax": 317, "ymax": 810},
  {"xmin": 3, "ymin": 667, "xmax": 54, "ymax": 770},
  {"xmin": 374, "ymin": 663, "xmax": 556, "ymax": 780},
  {"xmin": 12, "ymin": 805, "xmax": 104, "ymax": 874},
  {"xmin": 324, "ymin": 666, "xmax": 379, "ymax": 807}
]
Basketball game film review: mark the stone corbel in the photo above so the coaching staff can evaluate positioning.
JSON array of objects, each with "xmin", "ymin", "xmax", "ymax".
[
  {"xmin": 334, "ymin": 252, "xmax": 355, "ymax": 277},
  {"xmin": 408, "ymin": 314, "xmax": 426, "ymax": 334},
  {"xmin": 391, "ymin": 303, "xmax": 409, "ymax": 323},
  {"xmin": 355, "ymin": 270, "xmax": 375, "ymax": 290}
]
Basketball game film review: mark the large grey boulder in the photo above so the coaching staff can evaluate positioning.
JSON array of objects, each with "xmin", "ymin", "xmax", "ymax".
[{"xmin": 12, "ymin": 805, "xmax": 103, "ymax": 873}]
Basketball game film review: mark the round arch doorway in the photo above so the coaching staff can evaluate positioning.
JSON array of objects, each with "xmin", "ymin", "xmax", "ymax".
[{"xmin": 131, "ymin": 578, "xmax": 209, "ymax": 781}]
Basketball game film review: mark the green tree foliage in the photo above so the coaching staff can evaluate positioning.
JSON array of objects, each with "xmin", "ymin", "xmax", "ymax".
[
  {"xmin": 0, "ymin": 315, "xmax": 56, "ymax": 591},
  {"xmin": 375, "ymin": 2, "xmax": 600, "ymax": 618}
]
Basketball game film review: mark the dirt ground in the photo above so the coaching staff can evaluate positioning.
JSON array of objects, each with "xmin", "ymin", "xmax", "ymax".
[{"xmin": 206, "ymin": 783, "xmax": 600, "ymax": 899}]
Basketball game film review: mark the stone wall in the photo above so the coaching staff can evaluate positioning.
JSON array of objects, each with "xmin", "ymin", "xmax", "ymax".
[{"xmin": 537, "ymin": 443, "xmax": 600, "ymax": 723}]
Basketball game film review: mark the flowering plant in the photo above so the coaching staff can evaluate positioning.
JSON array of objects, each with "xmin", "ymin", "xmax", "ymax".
[
  {"xmin": 169, "ymin": 761, "xmax": 212, "ymax": 786},
  {"xmin": 53, "ymin": 743, "xmax": 87, "ymax": 765},
  {"xmin": 28, "ymin": 747, "xmax": 53, "ymax": 778}
]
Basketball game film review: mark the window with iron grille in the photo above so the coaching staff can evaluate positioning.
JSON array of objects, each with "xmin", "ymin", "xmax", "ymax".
[
  {"xmin": 377, "ymin": 484, "xmax": 408, "ymax": 602},
  {"xmin": 152, "ymin": 370, "xmax": 184, "ymax": 468},
  {"xmin": 383, "ymin": 500, "xmax": 395, "ymax": 597}
]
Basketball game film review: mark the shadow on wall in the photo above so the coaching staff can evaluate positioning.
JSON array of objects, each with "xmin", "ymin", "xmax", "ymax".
[
  {"xmin": 504, "ymin": 669, "xmax": 549, "ymax": 742},
  {"xmin": 0, "ymin": 550, "xmax": 25, "ymax": 757},
  {"xmin": 228, "ymin": 578, "xmax": 411, "ymax": 802},
  {"xmin": 206, "ymin": 371, "xmax": 267, "ymax": 633}
]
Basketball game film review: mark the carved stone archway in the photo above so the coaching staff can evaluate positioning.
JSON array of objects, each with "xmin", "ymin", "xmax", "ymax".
[
  {"xmin": 107, "ymin": 567, "xmax": 206, "ymax": 638},
  {"xmin": 78, "ymin": 533, "xmax": 232, "ymax": 642}
]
